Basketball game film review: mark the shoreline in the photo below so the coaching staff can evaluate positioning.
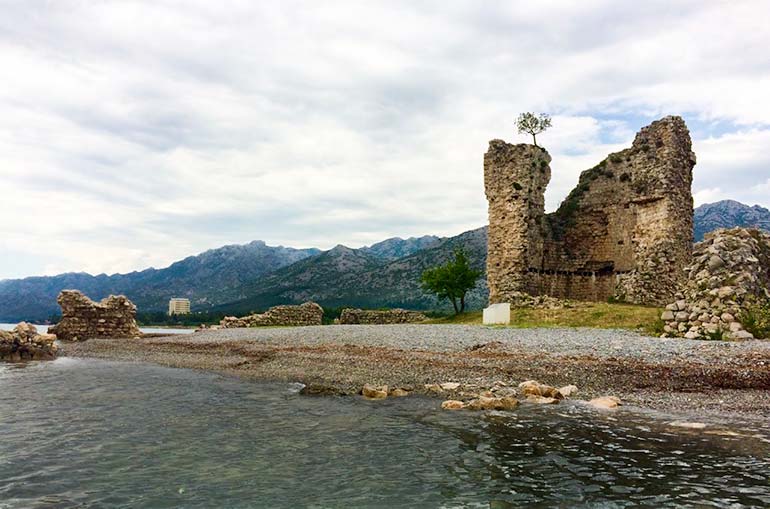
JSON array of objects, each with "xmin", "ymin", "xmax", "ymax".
[{"xmin": 61, "ymin": 324, "xmax": 770, "ymax": 422}]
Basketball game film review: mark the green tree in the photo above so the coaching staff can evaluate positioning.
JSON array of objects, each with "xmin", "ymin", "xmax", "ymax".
[
  {"xmin": 420, "ymin": 249, "xmax": 482, "ymax": 314},
  {"xmin": 516, "ymin": 112, "xmax": 552, "ymax": 146}
]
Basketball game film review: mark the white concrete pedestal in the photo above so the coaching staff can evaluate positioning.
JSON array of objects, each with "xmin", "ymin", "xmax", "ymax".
[{"xmin": 483, "ymin": 303, "xmax": 511, "ymax": 325}]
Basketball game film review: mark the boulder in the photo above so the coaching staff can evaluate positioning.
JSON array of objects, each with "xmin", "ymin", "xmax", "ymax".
[
  {"xmin": 558, "ymin": 385, "xmax": 579, "ymax": 398},
  {"xmin": 389, "ymin": 388, "xmax": 410, "ymax": 397}
]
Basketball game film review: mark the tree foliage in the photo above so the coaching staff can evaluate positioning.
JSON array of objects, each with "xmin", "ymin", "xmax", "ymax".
[
  {"xmin": 420, "ymin": 249, "xmax": 481, "ymax": 314},
  {"xmin": 516, "ymin": 112, "xmax": 552, "ymax": 146}
]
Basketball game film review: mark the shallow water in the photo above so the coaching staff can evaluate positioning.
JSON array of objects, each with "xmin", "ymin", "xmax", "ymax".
[
  {"xmin": 1, "ymin": 360, "xmax": 769, "ymax": 508},
  {"xmin": 0, "ymin": 323, "xmax": 194, "ymax": 335}
]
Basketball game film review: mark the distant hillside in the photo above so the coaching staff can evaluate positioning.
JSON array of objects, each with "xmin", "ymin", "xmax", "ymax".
[
  {"xmin": 694, "ymin": 200, "xmax": 770, "ymax": 241},
  {"xmin": 214, "ymin": 227, "xmax": 487, "ymax": 314},
  {"xmin": 6, "ymin": 199, "xmax": 770, "ymax": 322},
  {"xmin": 0, "ymin": 241, "xmax": 320, "ymax": 322},
  {"xmin": 361, "ymin": 235, "xmax": 442, "ymax": 260}
]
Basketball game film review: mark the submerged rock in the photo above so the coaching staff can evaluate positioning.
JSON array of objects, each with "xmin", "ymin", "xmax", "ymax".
[
  {"xmin": 389, "ymin": 388, "xmax": 410, "ymax": 397},
  {"xmin": 465, "ymin": 396, "xmax": 519, "ymax": 411},
  {"xmin": 588, "ymin": 396, "xmax": 622, "ymax": 409},
  {"xmin": 441, "ymin": 400, "xmax": 465, "ymax": 410},
  {"xmin": 299, "ymin": 383, "xmax": 345, "ymax": 396},
  {"xmin": 518, "ymin": 380, "xmax": 564, "ymax": 399},
  {"xmin": 526, "ymin": 396, "xmax": 559, "ymax": 405},
  {"xmin": 362, "ymin": 384, "xmax": 388, "ymax": 399},
  {"xmin": 0, "ymin": 323, "xmax": 58, "ymax": 362},
  {"xmin": 558, "ymin": 385, "xmax": 579, "ymax": 398}
]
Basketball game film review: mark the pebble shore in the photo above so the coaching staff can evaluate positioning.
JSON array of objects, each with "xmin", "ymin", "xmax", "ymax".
[{"xmin": 63, "ymin": 324, "xmax": 770, "ymax": 420}]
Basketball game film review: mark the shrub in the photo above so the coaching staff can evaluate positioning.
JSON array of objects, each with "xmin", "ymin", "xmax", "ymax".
[
  {"xmin": 740, "ymin": 299, "xmax": 770, "ymax": 339},
  {"xmin": 704, "ymin": 328, "xmax": 727, "ymax": 341}
]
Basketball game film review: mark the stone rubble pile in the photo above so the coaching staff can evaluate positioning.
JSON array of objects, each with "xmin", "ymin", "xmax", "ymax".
[
  {"xmin": 339, "ymin": 308, "xmax": 428, "ymax": 325},
  {"xmin": 0, "ymin": 322, "xmax": 58, "ymax": 361},
  {"xmin": 661, "ymin": 228, "xmax": 770, "ymax": 340},
  {"xmin": 220, "ymin": 302, "xmax": 324, "ymax": 328},
  {"xmin": 49, "ymin": 290, "xmax": 142, "ymax": 341}
]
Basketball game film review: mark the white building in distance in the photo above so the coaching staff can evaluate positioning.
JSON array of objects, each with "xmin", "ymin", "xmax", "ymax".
[{"xmin": 168, "ymin": 298, "xmax": 191, "ymax": 316}]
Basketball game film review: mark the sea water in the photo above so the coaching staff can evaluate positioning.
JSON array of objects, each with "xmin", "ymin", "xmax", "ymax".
[{"xmin": 1, "ymin": 359, "xmax": 769, "ymax": 508}]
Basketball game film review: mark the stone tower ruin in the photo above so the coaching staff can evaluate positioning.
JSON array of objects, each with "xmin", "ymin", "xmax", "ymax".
[{"xmin": 485, "ymin": 116, "xmax": 696, "ymax": 306}]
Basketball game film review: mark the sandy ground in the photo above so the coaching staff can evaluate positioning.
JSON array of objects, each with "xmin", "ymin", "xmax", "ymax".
[{"xmin": 62, "ymin": 324, "xmax": 770, "ymax": 422}]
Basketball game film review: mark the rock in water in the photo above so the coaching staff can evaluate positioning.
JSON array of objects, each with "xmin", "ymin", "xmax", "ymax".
[
  {"xmin": 0, "ymin": 323, "xmax": 58, "ymax": 362},
  {"xmin": 588, "ymin": 396, "xmax": 622, "ymax": 409},
  {"xmin": 362, "ymin": 384, "xmax": 388, "ymax": 399},
  {"xmin": 441, "ymin": 400, "xmax": 465, "ymax": 410}
]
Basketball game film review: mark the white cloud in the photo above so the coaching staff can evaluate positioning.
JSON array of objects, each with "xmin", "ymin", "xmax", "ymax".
[{"xmin": 1, "ymin": 0, "xmax": 770, "ymax": 278}]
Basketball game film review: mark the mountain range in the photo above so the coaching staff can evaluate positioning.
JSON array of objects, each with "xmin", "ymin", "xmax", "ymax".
[
  {"xmin": 1, "ymin": 200, "xmax": 767, "ymax": 322},
  {"xmin": 693, "ymin": 200, "xmax": 770, "ymax": 241}
]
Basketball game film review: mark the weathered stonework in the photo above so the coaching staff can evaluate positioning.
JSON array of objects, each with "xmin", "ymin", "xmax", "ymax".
[
  {"xmin": 661, "ymin": 228, "xmax": 770, "ymax": 339},
  {"xmin": 0, "ymin": 322, "xmax": 58, "ymax": 361},
  {"xmin": 221, "ymin": 302, "xmax": 324, "ymax": 328},
  {"xmin": 339, "ymin": 308, "xmax": 428, "ymax": 325},
  {"xmin": 485, "ymin": 116, "xmax": 695, "ymax": 305},
  {"xmin": 48, "ymin": 290, "xmax": 142, "ymax": 341}
]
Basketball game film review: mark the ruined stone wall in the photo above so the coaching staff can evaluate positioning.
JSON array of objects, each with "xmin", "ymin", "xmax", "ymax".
[
  {"xmin": 485, "ymin": 116, "xmax": 695, "ymax": 305},
  {"xmin": 661, "ymin": 228, "xmax": 770, "ymax": 339},
  {"xmin": 48, "ymin": 290, "xmax": 142, "ymax": 341},
  {"xmin": 339, "ymin": 308, "xmax": 428, "ymax": 325},
  {"xmin": 0, "ymin": 322, "xmax": 58, "ymax": 361},
  {"xmin": 221, "ymin": 302, "xmax": 324, "ymax": 328}
]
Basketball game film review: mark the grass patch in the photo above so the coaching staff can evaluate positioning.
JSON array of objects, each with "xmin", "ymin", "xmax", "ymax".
[
  {"xmin": 429, "ymin": 303, "xmax": 662, "ymax": 333},
  {"xmin": 740, "ymin": 299, "xmax": 770, "ymax": 339}
]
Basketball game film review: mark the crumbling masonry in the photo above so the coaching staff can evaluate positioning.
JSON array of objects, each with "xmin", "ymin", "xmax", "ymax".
[{"xmin": 485, "ymin": 116, "xmax": 696, "ymax": 305}]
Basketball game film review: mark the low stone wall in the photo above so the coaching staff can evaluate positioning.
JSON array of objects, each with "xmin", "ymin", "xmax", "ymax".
[
  {"xmin": 221, "ymin": 302, "xmax": 324, "ymax": 328},
  {"xmin": 339, "ymin": 308, "xmax": 428, "ymax": 325},
  {"xmin": 48, "ymin": 290, "xmax": 142, "ymax": 341},
  {"xmin": 661, "ymin": 228, "xmax": 770, "ymax": 339},
  {"xmin": 0, "ymin": 322, "xmax": 58, "ymax": 361}
]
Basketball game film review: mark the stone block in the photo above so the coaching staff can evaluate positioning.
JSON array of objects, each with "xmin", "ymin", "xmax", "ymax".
[{"xmin": 483, "ymin": 303, "xmax": 511, "ymax": 325}]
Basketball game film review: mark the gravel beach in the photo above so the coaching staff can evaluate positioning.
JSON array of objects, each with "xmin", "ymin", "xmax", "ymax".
[{"xmin": 64, "ymin": 324, "xmax": 770, "ymax": 420}]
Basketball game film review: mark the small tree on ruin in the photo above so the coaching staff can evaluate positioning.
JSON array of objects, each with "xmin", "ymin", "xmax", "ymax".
[
  {"xmin": 516, "ymin": 112, "xmax": 552, "ymax": 146},
  {"xmin": 420, "ymin": 249, "xmax": 482, "ymax": 315}
]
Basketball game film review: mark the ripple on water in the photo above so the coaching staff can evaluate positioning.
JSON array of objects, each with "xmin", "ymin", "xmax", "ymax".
[{"xmin": 1, "ymin": 360, "xmax": 769, "ymax": 508}]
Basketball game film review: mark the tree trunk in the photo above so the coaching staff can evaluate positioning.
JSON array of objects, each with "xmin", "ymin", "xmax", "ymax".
[
  {"xmin": 460, "ymin": 295, "xmax": 466, "ymax": 313},
  {"xmin": 451, "ymin": 298, "xmax": 459, "ymax": 315},
  {"xmin": 532, "ymin": 133, "xmax": 538, "ymax": 146}
]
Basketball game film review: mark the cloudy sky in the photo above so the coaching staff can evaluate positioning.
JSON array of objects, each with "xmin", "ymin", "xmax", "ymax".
[{"xmin": 1, "ymin": 1, "xmax": 769, "ymax": 280}]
